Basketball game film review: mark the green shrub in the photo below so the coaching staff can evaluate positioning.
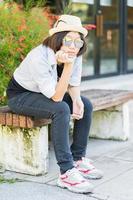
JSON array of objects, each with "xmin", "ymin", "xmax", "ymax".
[
  {"xmin": 0, "ymin": 3, "xmax": 49, "ymax": 105},
  {"xmin": 4, "ymin": 0, "xmax": 47, "ymax": 11}
]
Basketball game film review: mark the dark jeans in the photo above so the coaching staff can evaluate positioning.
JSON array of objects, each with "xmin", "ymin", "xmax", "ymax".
[{"xmin": 7, "ymin": 91, "xmax": 93, "ymax": 174}]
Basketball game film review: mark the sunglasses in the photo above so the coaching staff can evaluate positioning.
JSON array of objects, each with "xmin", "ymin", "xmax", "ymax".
[{"xmin": 63, "ymin": 36, "xmax": 84, "ymax": 49}]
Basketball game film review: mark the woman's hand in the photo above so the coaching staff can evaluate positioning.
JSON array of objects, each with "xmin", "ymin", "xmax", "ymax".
[
  {"xmin": 72, "ymin": 97, "xmax": 84, "ymax": 120},
  {"xmin": 55, "ymin": 50, "xmax": 76, "ymax": 64}
]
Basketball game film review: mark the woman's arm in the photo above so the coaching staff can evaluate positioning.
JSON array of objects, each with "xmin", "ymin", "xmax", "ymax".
[
  {"xmin": 51, "ymin": 63, "xmax": 73, "ymax": 102},
  {"xmin": 67, "ymin": 85, "xmax": 81, "ymax": 101},
  {"xmin": 67, "ymin": 85, "xmax": 84, "ymax": 120}
]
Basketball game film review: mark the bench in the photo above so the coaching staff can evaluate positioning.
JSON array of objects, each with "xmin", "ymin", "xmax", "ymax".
[
  {"xmin": 0, "ymin": 108, "xmax": 52, "ymax": 175},
  {"xmin": 0, "ymin": 89, "xmax": 133, "ymax": 175},
  {"xmin": 82, "ymin": 89, "xmax": 133, "ymax": 141}
]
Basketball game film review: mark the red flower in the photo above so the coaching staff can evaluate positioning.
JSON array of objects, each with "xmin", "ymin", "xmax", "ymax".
[
  {"xmin": 16, "ymin": 47, "xmax": 23, "ymax": 52},
  {"xmin": 18, "ymin": 19, "xmax": 27, "ymax": 32},
  {"xmin": 18, "ymin": 36, "xmax": 26, "ymax": 42},
  {"xmin": 83, "ymin": 24, "xmax": 96, "ymax": 30}
]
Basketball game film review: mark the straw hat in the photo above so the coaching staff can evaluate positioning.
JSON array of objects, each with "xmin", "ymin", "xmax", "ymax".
[{"xmin": 49, "ymin": 14, "xmax": 88, "ymax": 37}]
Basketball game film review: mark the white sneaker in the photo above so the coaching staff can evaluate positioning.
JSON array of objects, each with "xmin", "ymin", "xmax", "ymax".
[
  {"xmin": 57, "ymin": 167, "xmax": 94, "ymax": 194},
  {"xmin": 74, "ymin": 157, "xmax": 103, "ymax": 179}
]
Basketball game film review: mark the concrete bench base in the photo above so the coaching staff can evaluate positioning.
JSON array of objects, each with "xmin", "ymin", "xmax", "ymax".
[
  {"xmin": 90, "ymin": 101, "xmax": 132, "ymax": 141},
  {"xmin": 0, "ymin": 125, "xmax": 49, "ymax": 175}
]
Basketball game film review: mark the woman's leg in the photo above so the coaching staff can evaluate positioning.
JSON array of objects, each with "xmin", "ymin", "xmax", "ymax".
[
  {"xmin": 63, "ymin": 93, "xmax": 93, "ymax": 161},
  {"xmin": 7, "ymin": 92, "xmax": 74, "ymax": 174}
]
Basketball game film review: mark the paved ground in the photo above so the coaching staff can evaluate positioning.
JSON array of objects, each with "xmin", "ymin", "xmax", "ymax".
[{"xmin": 0, "ymin": 137, "xmax": 133, "ymax": 200}]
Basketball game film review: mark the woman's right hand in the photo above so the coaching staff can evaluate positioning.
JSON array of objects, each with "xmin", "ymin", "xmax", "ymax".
[{"xmin": 55, "ymin": 50, "xmax": 76, "ymax": 64}]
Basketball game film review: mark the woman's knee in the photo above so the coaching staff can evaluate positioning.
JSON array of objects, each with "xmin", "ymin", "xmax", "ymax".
[{"xmin": 54, "ymin": 101, "xmax": 71, "ymax": 116}]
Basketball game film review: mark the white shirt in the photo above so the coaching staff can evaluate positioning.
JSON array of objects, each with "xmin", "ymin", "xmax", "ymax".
[{"xmin": 14, "ymin": 44, "xmax": 82, "ymax": 98}]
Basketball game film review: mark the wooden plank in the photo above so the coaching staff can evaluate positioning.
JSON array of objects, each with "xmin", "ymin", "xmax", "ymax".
[
  {"xmin": 0, "ymin": 112, "xmax": 6, "ymax": 125},
  {"xmin": 26, "ymin": 117, "xmax": 34, "ymax": 128},
  {"xmin": 12, "ymin": 114, "xmax": 20, "ymax": 127},
  {"xmin": 82, "ymin": 89, "xmax": 133, "ymax": 100},
  {"xmin": 19, "ymin": 115, "xmax": 27, "ymax": 128},
  {"xmin": 6, "ymin": 113, "xmax": 13, "ymax": 126},
  {"xmin": 81, "ymin": 89, "xmax": 133, "ymax": 111},
  {"xmin": 33, "ymin": 118, "xmax": 52, "ymax": 127}
]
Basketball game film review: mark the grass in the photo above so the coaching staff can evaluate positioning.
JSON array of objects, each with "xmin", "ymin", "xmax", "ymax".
[{"xmin": 0, "ymin": 175, "xmax": 20, "ymax": 184}]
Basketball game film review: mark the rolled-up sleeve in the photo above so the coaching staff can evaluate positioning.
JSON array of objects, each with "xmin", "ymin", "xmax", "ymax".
[
  {"xmin": 69, "ymin": 56, "xmax": 82, "ymax": 86},
  {"xmin": 28, "ymin": 57, "xmax": 56, "ymax": 98}
]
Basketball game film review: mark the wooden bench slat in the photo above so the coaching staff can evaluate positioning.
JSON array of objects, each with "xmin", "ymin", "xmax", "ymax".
[
  {"xmin": 33, "ymin": 118, "xmax": 52, "ymax": 127},
  {"xmin": 13, "ymin": 114, "xmax": 20, "ymax": 127},
  {"xmin": 6, "ymin": 113, "xmax": 13, "ymax": 126},
  {"xmin": 0, "ymin": 113, "xmax": 6, "ymax": 125},
  {"xmin": 81, "ymin": 89, "xmax": 133, "ymax": 111},
  {"xmin": 26, "ymin": 117, "xmax": 34, "ymax": 128},
  {"xmin": 19, "ymin": 115, "xmax": 27, "ymax": 128}
]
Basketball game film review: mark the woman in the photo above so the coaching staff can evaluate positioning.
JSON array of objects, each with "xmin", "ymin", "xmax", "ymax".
[{"xmin": 6, "ymin": 15, "xmax": 103, "ymax": 193}]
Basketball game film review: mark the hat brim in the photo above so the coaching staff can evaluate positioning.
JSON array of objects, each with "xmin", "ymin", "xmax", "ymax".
[{"xmin": 49, "ymin": 25, "xmax": 88, "ymax": 37}]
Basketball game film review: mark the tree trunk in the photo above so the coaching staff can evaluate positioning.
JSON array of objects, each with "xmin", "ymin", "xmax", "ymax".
[{"xmin": 55, "ymin": 0, "xmax": 69, "ymax": 14}]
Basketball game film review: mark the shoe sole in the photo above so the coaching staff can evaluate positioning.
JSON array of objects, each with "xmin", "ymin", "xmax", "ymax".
[
  {"xmin": 57, "ymin": 179, "xmax": 94, "ymax": 194},
  {"xmin": 83, "ymin": 174, "xmax": 103, "ymax": 179}
]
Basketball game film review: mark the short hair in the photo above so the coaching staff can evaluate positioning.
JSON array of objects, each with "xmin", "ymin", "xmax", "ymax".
[{"xmin": 42, "ymin": 31, "xmax": 87, "ymax": 56}]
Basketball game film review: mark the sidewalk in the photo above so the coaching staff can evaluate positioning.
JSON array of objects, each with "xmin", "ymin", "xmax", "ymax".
[{"xmin": 0, "ymin": 137, "xmax": 133, "ymax": 200}]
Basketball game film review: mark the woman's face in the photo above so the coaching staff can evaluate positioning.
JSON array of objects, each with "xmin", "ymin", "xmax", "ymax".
[{"xmin": 60, "ymin": 32, "xmax": 83, "ymax": 57}]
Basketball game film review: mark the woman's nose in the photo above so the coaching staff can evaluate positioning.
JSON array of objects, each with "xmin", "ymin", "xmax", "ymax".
[{"xmin": 69, "ymin": 41, "xmax": 75, "ymax": 48}]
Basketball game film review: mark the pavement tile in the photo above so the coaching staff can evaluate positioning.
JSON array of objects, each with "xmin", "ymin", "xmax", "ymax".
[
  {"xmin": 0, "ymin": 181, "xmax": 99, "ymax": 200},
  {"xmin": 107, "ymin": 145, "xmax": 133, "ymax": 162},
  {"xmin": 94, "ymin": 168, "xmax": 133, "ymax": 200},
  {"xmin": 89, "ymin": 156, "xmax": 133, "ymax": 187}
]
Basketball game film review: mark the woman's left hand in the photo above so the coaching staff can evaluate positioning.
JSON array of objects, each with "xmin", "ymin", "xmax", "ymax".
[{"xmin": 72, "ymin": 97, "xmax": 84, "ymax": 120}]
